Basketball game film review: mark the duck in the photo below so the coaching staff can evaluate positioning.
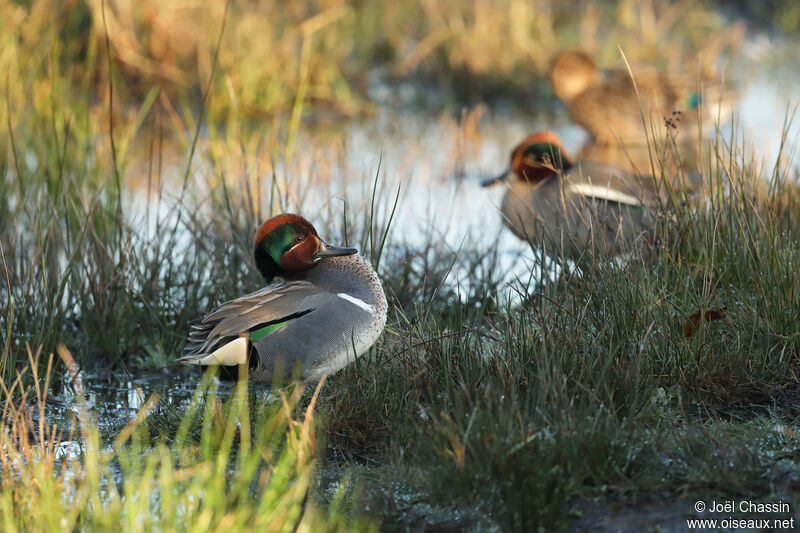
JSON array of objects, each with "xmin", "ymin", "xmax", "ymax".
[
  {"xmin": 482, "ymin": 131, "xmax": 663, "ymax": 260},
  {"xmin": 180, "ymin": 213, "xmax": 387, "ymax": 382},
  {"xmin": 549, "ymin": 50, "xmax": 734, "ymax": 144}
]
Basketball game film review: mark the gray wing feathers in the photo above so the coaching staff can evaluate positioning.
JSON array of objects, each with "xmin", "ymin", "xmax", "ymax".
[
  {"xmin": 186, "ymin": 281, "xmax": 333, "ymax": 356},
  {"xmin": 570, "ymin": 162, "xmax": 660, "ymax": 205}
]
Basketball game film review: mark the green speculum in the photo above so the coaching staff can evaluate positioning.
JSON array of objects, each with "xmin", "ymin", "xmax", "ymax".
[
  {"xmin": 249, "ymin": 321, "xmax": 286, "ymax": 342},
  {"xmin": 247, "ymin": 308, "xmax": 314, "ymax": 342}
]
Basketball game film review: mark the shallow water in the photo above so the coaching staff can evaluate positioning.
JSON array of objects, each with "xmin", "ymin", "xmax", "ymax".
[{"xmin": 129, "ymin": 46, "xmax": 800, "ymax": 254}]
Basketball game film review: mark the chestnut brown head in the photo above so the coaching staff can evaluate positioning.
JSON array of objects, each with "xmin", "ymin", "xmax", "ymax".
[
  {"xmin": 253, "ymin": 214, "xmax": 356, "ymax": 282},
  {"xmin": 549, "ymin": 50, "xmax": 598, "ymax": 101},
  {"xmin": 482, "ymin": 131, "xmax": 573, "ymax": 187}
]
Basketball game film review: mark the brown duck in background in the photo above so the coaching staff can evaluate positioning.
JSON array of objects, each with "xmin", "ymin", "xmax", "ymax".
[
  {"xmin": 577, "ymin": 138, "xmax": 706, "ymax": 177},
  {"xmin": 549, "ymin": 50, "xmax": 736, "ymax": 144}
]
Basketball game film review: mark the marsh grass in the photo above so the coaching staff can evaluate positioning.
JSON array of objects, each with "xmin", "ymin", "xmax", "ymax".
[
  {"xmin": 314, "ymin": 127, "xmax": 800, "ymax": 528},
  {"xmin": 3, "ymin": 103, "xmax": 800, "ymax": 528},
  {"xmin": 0, "ymin": 343, "xmax": 375, "ymax": 532}
]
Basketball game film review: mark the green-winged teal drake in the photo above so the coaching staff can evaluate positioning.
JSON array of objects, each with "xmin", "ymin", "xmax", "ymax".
[
  {"xmin": 483, "ymin": 131, "xmax": 663, "ymax": 260},
  {"xmin": 549, "ymin": 50, "xmax": 734, "ymax": 143},
  {"xmin": 181, "ymin": 213, "xmax": 387, "ymax": 382}
]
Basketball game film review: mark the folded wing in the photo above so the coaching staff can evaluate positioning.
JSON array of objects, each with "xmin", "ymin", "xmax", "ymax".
[{"xmin": 181, "ymin": 280, "xmax": 334, "ymax": 364}]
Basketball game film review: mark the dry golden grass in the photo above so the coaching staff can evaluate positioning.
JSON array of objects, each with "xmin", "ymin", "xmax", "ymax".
[
  {"xmin": 1, "ymin": 0, "xmax": 745, "ymax": 122},
  {"xmin": 1, "ymin": 343, "xmax": 370, "ymax": 531}
]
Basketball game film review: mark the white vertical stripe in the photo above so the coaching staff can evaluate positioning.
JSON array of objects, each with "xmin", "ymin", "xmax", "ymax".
[
  {"xmin": 568, "ymin": 183, "xmax": 642, "ymax": 206},
  {"xmin": 337, "ymin": 293, "xmax": 375, "ymax": 314}
]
